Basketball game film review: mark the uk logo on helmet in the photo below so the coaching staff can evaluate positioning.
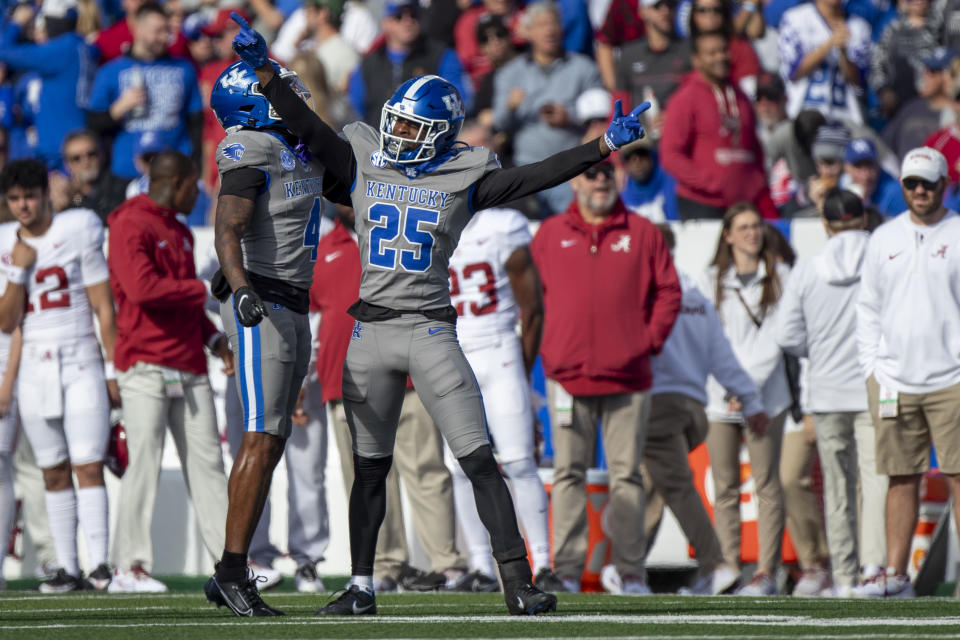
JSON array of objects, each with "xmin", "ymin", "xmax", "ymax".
[
  {"xmin": 221, "ymin": 67, "xmax": 247, "ymax": 89},
  {"xmin": 222, "ymin": 143, "xmax": 245, "ymax": 162}
]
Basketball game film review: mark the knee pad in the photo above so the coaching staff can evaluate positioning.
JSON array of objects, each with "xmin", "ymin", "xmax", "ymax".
[
  {"xmin": 353, "ymin": 453, "xmax": 392, "ymax": 486},
  {"xmin": 500, "ymin": 457, "xmax": 538, "ymax": 481},
  {"xmin": 457, "ymin": 445, "xmax": 500, "ymax": 483}
]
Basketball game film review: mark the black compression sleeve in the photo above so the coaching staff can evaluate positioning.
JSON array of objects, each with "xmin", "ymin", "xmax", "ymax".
[
  {"xmin": 219, "ymin": 167, "xmax": 267, "ymax": 200},
  {"xmin": 261, "ymin": 74, "xmax": 357, "ymax": 189},
  {"xmin": 471, "ymin": 138, "xmax": 607, "ymax": 211}
]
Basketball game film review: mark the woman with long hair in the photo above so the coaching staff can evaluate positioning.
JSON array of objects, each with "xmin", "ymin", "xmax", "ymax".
[{"xmin": 697, "ymin": 202, "xmax": 792, "ymax": 596}]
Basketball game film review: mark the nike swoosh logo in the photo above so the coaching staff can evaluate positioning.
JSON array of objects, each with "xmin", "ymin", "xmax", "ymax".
[
  {"xmin": 889, "ymin": 251, "xmax": 903, "ymax": 260},
  {"xmin": 352, "ymin": 601, "xmax": 373, "ymax": 614},
  {"xmin": 158, "ymin": 240, "xmax": 168, "ymax": 248},
  {"xmin": 560, "ymin": 239, "xmax": 577, "ymax": 248},
  {"xmin": 428, "ymin": 328, "xmax": 443, "ymax": 335},
  {"xmin": 325, "ymin": 251, "xmax": 342, "ymax": 262}
]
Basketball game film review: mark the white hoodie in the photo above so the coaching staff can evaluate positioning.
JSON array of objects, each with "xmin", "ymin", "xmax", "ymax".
[
  {"xmin": 699, "ymin": 261, "xmax": 792, "ymax": 422},
  {"xmin": 652, "ymin": 271, "xmax": 764, "ymax": 417},
  {"xmin": 857, "ymin": 210, "xmax": 960, "ymax": 394},
  {"xmin": 775, "ymin": 230, "xmax": 869, "ymax": 412}
]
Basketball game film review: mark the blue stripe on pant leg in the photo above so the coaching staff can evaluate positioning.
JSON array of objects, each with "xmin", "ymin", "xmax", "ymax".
[
  {"xmin": 253, "ymin": 323, "xmax": 264, "ymax": 432},
  {"xmin": 233, "ymin": 305, "xmax": 251, "ymax": 430}
]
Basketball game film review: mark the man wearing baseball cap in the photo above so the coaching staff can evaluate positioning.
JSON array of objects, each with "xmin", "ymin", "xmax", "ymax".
[
  {"xmin": 840, "ymin": 138, "xmax": 906, "ymax": 217},
  {"xmin": 856, "ymin": 146, "xmax": 960, "ymax": 598}
]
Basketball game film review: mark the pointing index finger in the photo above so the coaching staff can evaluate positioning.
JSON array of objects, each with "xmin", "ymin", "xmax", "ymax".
[
  {"xmin": 629, "ymin": 101, "xmax": 652, "ymax": 118},
  {"xmin": 230, "ymin": 11, "xmax": 250, "ymax": 31}
]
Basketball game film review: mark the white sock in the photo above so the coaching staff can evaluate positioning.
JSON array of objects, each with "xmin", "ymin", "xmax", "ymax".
[
  {"xmin": 77, "ymin": 486, "xmax": 109, "ymax": 567},
  {"xmin": 0, "ymin": 453, "xmax": 14, "ymax": 578},
  {"xmin": 502, "ymin": 458, "xmax": 551, "ymax": 574},
  {"xmin": 351, "ymin": 574, "xmax": 374, "ymax": 593},
  {"xmin": 45, "ymin": 487, "xmax": 79, "ymax": 577},
  {"xmin": 450, "ymin": 462, "xmax": 496, "ymax": 577}
]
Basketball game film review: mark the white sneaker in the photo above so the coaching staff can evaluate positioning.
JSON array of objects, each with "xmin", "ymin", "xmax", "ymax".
[
  {"xmin": 852, "ymin": 569, "xmax": 914, "ymax": 598},
  {"xmin": 108, "ymin": 565, "xmax": 168, "ymax": 593},
  {"xmin": 822, "ymin": 583, "xmax": 855, "ymax": 598},
  {"xmin": 736, "ymin": 573, "xmax": 778, "ymax": 596},
  {"xmin": 294, "ymin": 564, "xmax": 325, "ymax": 593},
  {"xmin": 248, "ymin": 561, "xmax": 283, "ymax": 590},
  {"xmin": 792, "ymin": 566, "xmax": 831, "ymax": 596},
  {"xmin": 600, "ymin": 564, "xmax": 651, "ymax": 595}
]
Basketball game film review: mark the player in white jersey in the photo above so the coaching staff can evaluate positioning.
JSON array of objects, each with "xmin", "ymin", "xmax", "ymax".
[
  {"xmin": 0, "ymin": 160, "xmax": 121, "ymax": 593},
  {"xmin": 0, "ymin": 325, "xmax": 21, "ymax": 592},
  {"xmin": 445, "ymin": 207, "xmax": 563, "ymax": 591}
]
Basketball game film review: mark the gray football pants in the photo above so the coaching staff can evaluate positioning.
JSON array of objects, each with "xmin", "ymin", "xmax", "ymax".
[
  {"xmin": 341, "ymin": 316, "xmax": 489, "ymax": 459},
  {"xmin": 225, "ymin": 373, "xmax": 330, "ymax": 568}
]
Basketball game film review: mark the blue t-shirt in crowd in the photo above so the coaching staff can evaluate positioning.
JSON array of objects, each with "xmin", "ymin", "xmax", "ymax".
[
  {"xmin": 869, "ymin": 170, "xmax": 907, "ymax": 216},
  {"xmin": 88, "ymin": 55, "xmax": 202, "ymax": 178},
  {"xmin": 620, "ymin": 156, "xmax": 679, "ymax": 222},
  {"xmin": 0, "ymin": 27, "xmax": 98, "ymax": 168}
]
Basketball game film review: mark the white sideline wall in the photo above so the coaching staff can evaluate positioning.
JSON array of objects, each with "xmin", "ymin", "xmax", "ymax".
[{"xmin": 6, "ymin": 218, "xmax": 832, "ymax": 579}]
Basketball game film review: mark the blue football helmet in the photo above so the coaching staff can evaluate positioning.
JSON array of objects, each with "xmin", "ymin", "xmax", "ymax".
[
  {"xmin": 380, "ymin": 75, "xmax": 465, "ymax": 164},
  {"xmin": 211, "ymin": 59, "xmax": 313, "ymax": 133}
]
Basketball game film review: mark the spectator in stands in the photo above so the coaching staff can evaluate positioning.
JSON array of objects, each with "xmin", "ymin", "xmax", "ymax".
[
  {"xmin": 287, "ymin": 53, "xmax": 357, "ymax": 132},
  {"xmin": 470, "ymin": 15, "xmax": 517, "ymax": 122},
  {"xmin": 856, "ymin": 147, "xmax": 960, "ymax": 598},
  {"xmin": 620, "ymin": 139, "xmax": 678, "ymax": 222},
  {"xmin": 455, "ymin": 0, "xmax": 523, "ymax": 86},
  {"xmin": 299, "ymin": 0, "xmax": 360, "ymax": 92},
  {"xmin": 661, "ymin": 31, "xmax": 776, "ymax": 220},
  {"xmin": 799, "ymin": 124, "xmax": 850, "ymax": 215},
  {"xmin": 870, "ymin": 0, "xmax": 940, "ymax": 118},
  {"xmin": 87, "ymin": 2, "xmax": 202, "ymax": 179},
  {"xmin": 698, "ymin": 203, "xmax": 792, "ymax": 596},
  {"xmin": 777, "ymin": 187, "xmax": 888, "ymax": 598},
  {"xmin": 687, "ymin": 0, "xmax": 761, "ymax": 96},
  {"xmin": 615, "ymin": 0, "xmax": 691, "ymax": 139},
  {"xmin": 646, "ymin": 224, "xmax": 765, "ymax": 595},
  {"xmin": 124, "ymin": 132, "xmax": 211, "ymax": 226},
  {"xmin": 0, "ymin": 0, "xmax": 98, "ymax": 169},
  {"xmin": 106, "ymin": 151, "xmax": 231, "ymax": 592},
  {"xmin": 58, "ymin": 130, "xmax": 128, "ymax": 224},
  {"xmin": 840, "ymin": 138, "xmax": 907, "ymax": 217},
  {"xmin": 531, "ymin": 156, "xmax": 681, "ymax": 593},
  {"xmin": 755, "ymin": 73, "xmax": 789, "ymax": 154},
  {"xmin": 763, "ymin": 109, "xmax": 826, "ymax": 193},
  {"xmin": 593, "ymin": 0, "xmax": 644, "ymax": 91},
  {"xmin": 778, "ymin": 0, "xmax": 871, "ymax": 124},
  {"xmin": 181, "ymin": 12, "xmax": 215, "ymax": 67},
  {"xmin": 492, "ymin": 0, "xmax": 602, "ymax": 216},
  {"xmin": 883, "ymin": 48, "xmax": 958, "ymax": 160},
  {"xmin": 348, "ymin": 0, "xmax": 470, "ymax": 125},
  {"xmin": 936, "ymin": 0, "xmax": 960, "ymax": 50},
  {"xmin": 96, "ymin": 0, "xmax": 190, "ymax": 62}
]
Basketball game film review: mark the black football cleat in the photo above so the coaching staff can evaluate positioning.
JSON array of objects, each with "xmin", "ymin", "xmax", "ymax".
[
  {"xmin": 39, "ymin": 568, "xmax": 87, "ymax": 593},
  {"xmin": 448, "ymin": 570, "xmax": 501, "ymax": 593},
  {"xmin": 315, "ymin": 584, "xmax": 377, "ymax": 615},
  {"xmin": 533, "ymin": 567, "xmax": 570, "ymax": 593},
  {"xmin": 204, "ymin": 572, "xmax": 285, "ymax": 617},
  {"xmin": 504, "ymin": 581, "xmax": 558, "ymax": 616}
]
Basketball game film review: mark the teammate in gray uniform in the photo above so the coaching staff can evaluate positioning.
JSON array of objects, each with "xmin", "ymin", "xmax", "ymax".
[
  {"xmin": 202, "ymin": 59, "xmax": 347, "ymax": 617},
  {"xmin": 232, "ymin": 12, "xmax": 650, "ymax": 617}
]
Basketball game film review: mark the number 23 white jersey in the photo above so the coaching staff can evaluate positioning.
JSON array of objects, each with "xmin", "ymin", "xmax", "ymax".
[
  {"xmin": 449, "ymin": 208, "xmax": 532, "ymax": 341},
  {"xmin": 0, "ymin": 208, "xmax": 108, "ymax": 345}
]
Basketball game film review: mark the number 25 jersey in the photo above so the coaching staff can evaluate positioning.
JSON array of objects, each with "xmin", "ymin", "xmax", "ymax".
[
  {"xmin": 449, "ymin": 208, "xmax": 532, "ymax": 340},
  {"xmin": 344, "ymin": 122, "xmax": 500, "ymax": 311},
  {"xmin": 0, "ymin": 208, "xmax": 108, "ymax": 345}
]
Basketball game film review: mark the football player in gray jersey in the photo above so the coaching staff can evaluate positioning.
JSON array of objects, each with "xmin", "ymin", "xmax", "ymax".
[
  {"xmin": 231, "ymin": 13, "xmax": 650, "ymax": 617},
  {"xmin": 202, "ymin": 58, "xmax": 348, "ymax": 617}
]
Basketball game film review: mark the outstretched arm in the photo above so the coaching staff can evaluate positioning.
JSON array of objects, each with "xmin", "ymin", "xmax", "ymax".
[{"xmin": 231, "ymin": 13, "xmax": 356, "ymax": 189}]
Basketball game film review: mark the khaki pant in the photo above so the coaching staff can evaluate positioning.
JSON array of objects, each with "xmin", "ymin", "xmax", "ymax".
[
  {"xmin": 643, "ymin": 393, "xmax": 725, "ymax": 574},
  {"xmin": 814, "ymin": 410, "xmax": 888, "ymax": 587},
  {"xmin": 330, "ymin": 389, "xmax": 463, "ymax": 577},
  {"xmin": 780, "ymin": 429, "xmax": 829, "ymax": 569},
  {"xmin": 549, "ymin": 380, "xmax": 651, "ymax": 578},
  {"xmin": 706, "ymin": 412, "xmax": 786, "ymax": 573},
  {"xmin": 112, "ymin": 363, "xmax": 228, "ymax": 572}
]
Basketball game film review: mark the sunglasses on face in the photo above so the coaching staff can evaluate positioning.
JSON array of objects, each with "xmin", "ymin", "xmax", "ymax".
[
  {"xmin": 584, "ymin": 164, "xmax": 615, "ymax": 180},
  {"xmin": 479, "ymin": 29, "xmax": 509, "ymax": 44},
  {"xmin": 695, "ymin": 6, "xmax": 724, "ymax": 13},
  {"xmin": 67, "ymin": 150, "xmax": 98, "ymax": 163},
  {"xmin": 902, "ymin": 177, "xmax": 938, "ymax": 191}
]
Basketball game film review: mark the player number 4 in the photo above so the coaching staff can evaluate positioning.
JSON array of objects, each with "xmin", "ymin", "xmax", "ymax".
[{"xmin": 303, "ymin": 198, "xmax": 322, "ymax": 261}]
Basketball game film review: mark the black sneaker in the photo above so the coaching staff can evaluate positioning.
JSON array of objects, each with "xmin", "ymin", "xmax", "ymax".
[
  {"xmin": 315, "ymin": 584, "xmax": 377, "ymax": 615},
  {"xmin": 86, "ymin": 563, "xmax": 112, "ymax": 591},
  {"xmin": 448, "ymin": 570, "xmax": 501, "ymax": 593},
  {"xmin": 504, "ymin": 582, "xmax": 558, "ymax": 616},
  {"xmin": 204, "ymin": 570, "xmax": 285, "ymax": 617},
  {"xmin": 39, "ymin": 568, "xmax": 87, "ymax": 593},
  {"xmin": 534, "ymin": 567, "xmax": 568, "ymax": 593},
  {"xmin": 398, "ymin": 564, "xmax": 445, "ymax": 591}
]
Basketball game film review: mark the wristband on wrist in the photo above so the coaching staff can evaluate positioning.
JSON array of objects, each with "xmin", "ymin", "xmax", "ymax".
[
  {"xmin": 104, "ymin": 362, "xmax": 116, "ymax": 380},
  {"xmin": 5, "ymin": 266, "xmax": 26, "ymax": 286}
]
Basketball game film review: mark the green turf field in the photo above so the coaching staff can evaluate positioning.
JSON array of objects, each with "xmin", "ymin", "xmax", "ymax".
[{"xmin": 3, "ymin": 585, "xmax": 960, "ymax": 640}]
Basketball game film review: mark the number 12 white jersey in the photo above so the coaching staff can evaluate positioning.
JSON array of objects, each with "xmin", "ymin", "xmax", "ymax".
[
  {"xmin": 0, "ymin": 208, "xmax": 108, "ymax": 345},
  {"xmin": 449, "ymin": 208, "xmax": 532, "ymax": 341}
]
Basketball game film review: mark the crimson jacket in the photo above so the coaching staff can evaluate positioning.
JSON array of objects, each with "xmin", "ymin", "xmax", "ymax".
[
  {"xmin": 530, "ymin": 198, "xmax": 681, "ymax": 396},
  {"xmin": 660, "ymin": 71, "xmax": 777, "ymax": 218},
  {"xmin": 108, "ymin": 194, "xmax": 218, "ymax": 374},
  {"xmin": 310, "ymin": 220, "xmax": 362, "ymax": 404}
]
